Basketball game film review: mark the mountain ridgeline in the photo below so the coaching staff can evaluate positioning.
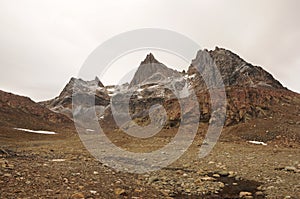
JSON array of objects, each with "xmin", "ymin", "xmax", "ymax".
[{"xmin": 39, "ymin": 47, "xmax": 300, "ymax": 142}]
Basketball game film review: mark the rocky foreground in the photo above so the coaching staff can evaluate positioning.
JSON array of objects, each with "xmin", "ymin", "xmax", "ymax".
[{"xmin": 0, "ymin": 129, "xmax": 299, "ymax": 199}]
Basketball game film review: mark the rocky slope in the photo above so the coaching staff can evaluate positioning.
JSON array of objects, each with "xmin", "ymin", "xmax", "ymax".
[{"xmin": 0, "ymin": 90, "xmax": 72, "ymax": 131}]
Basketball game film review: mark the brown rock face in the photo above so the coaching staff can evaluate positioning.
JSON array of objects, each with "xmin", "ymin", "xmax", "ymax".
[
  {"xmin": 188, "ymin": 47, "xmax": 284, "ymax": 89},
  {"xmin": 197, "ymin": 87, "xmax": 298, "ymax": 126},
  {"xmin": 0, "ymin": 90, "xmax": 72, "ymax": 130},
  {"xmin": 183, "ymin": 47, "xmax": 290, "ymax": 126}
]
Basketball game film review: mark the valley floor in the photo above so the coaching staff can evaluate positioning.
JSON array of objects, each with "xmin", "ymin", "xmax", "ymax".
[{"xmin": 0, "ymin": 128, "xmax": 299, "ymax": 199}]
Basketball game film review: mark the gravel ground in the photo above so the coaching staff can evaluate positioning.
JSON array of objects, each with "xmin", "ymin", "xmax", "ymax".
[{"xmin": 0, "ymin": 129, "xmax": 299, "ymax": 199}]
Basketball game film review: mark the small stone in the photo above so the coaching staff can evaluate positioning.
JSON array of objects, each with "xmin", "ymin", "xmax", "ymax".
[
  {"xmin": 228, "ymin": 171, "xmax": 235, "ymax": 177},
  {"xmin": 78, "ymin": 186, "xmax": 84, "ymax": 190},
  {"xmin": 90, "ymin": 190, "xmax": 97, "ymax": 194},
  {"xmin": 235, "ymin": 176, "xmax": 242, "ymax": 181},
  {"xmin": 3, "ymin": 173, "xmax": 12, "ymax": 177},
  {"xmin": 267, "ymin": 186, "xmax": 274, "ymax": 190},
  {"xmin": 176, "ymin": 170, "xmax": 183, "ymax": 175},
  {"xmin": 148, "ymin": 176, "xmax": 159, "ymax": 183},
  {"xmin": 182, "ymin": 173, "xmax": 188, "ymax": 177},
  {"xmin": 93, "ymin": 171, "xmax": 99, "ymax": 175},
  {"xmin": 284, "ymin": 166, "xmax": 297, "ymax": 172},
  {"xmin": 196, "ymin": 169, "xmax": 205, "ymax": 175},
  {"xmin": 218, "ymin": 171, "xmax": 229, "ymax": 176},
  {"xmin": 228, "ymin": 171, "xmax": 234, "ymax": 174},
  {"xmin": 183, "ymin": 163, "xmax": 190, "ymax": 168},
  {"xmin": 71, "ymin": 192, "xmax": 85, "ymax": 199},
  {"xmin": 134, "ymin": 188, "xmax": 143, "ymax": 193},
  {"xmin": 114, "ymin": 188, "xmax": 126, "ymax": 196},
  {"xmin": 2, "ymin": 163, "xmax": 14, "ymax": 169},
  {"xmin": 233, "ymin": 182, "xmax": 238, "ymax": 186},
  {"xmin": 201, "ymin": 176, "xmax": 216, "ymax": 181},
  {"xmin": 161, "ymin": 189, "xmax": 170, "ymax": 196},
  {"xmin": 213, "ymin": 174, "xmax": 220, "ymax": 178},
  {"xmin": 255, "ymin": 191, "xmax": 264, "ymax": 196},
  {"xmin": 219, "ymin": 182, "xmax": 225, "ymax": 188},
  {"xmin": 239, "ymin": 191, "xmax": 252, "ymax": 198}
]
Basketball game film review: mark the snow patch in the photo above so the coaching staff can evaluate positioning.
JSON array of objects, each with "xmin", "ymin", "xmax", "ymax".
[
  {"xmin": 188, "ymin": 74, "xmax": 196, "ymax": 78},
  {"xmin": 108, "ymin": 93, "xmax": 116, "ymax": 97},
  {"xmin": 107, "ymin": 88, "xmax": 115, "ymax": 92},
  {"xmin": 248, "ymin": 141, "xmax": 267, "ymax": 146},
  {"xmin": 234, "ymin": 64, "xmax": 249, "ymax": 73},
  {"xmin": 51, "ymin": 159, "xmax": 66, "ymax": 162},
  {"xmin": 14, "ymin": 128, "xmax": 56, "ymax": 135},
  {"xmin": 148, "ymin": 85, "xmax": 159, "ymax": 89}
]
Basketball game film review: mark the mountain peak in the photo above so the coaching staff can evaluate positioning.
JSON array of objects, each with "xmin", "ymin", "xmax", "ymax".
[
  {"xmin": 141, "ymin": 53, "xmax": 160, "ymax": 64},
  {"xmin": 188, "ymin": 47, "xmax": 284, "ymax": 89},
  {"xmin": 129, "ymin": 53, "xmax": 180, "ymax": 87}
]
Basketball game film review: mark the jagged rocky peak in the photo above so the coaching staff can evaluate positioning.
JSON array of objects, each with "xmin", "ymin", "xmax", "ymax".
[
  {"xmin": 40, "ymin": 76, "xmax": 110, "ymax": 118},
  {"xmin": 60, "ymin": 76, "xmax": 105, "ymax": 97},
  {"xmin": 94, "ymin": 76, "xmax": 104, "ymax": 87},
  {"xmin": 188, "ymin": 47, "xmax": 285, "ymax": 89},
  {"xmin": 141, "ymin": 53, "xmax": 160, "ymax": 64},
  {"xmin": 129, "ymin": 53, "xmax": 181, "ymax": 87},
  {"xmin": 59, "ymin": 76, "xmax": 109, "ymax": 101},
  {"xmin": 68, "ymin": 76, "xmax": 104, "ymax": 87}
]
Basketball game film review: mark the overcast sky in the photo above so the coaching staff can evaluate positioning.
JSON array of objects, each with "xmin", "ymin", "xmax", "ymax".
[{"xmin": 0, "ymin": 0, "xmax": 299, "ymax": 101}]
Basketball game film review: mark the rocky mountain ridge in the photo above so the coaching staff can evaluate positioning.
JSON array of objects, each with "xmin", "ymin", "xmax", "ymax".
[
  {"xmin": 0, "ymin": 90, "xmax": 72, "ymax": 131},
  {"xmin": 40, "ymin": 77, "xmax": 110, "ymax": 119},
  {"xmin": 40, "ymin": 47, "xmax": 300, "ymax": 142}
]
